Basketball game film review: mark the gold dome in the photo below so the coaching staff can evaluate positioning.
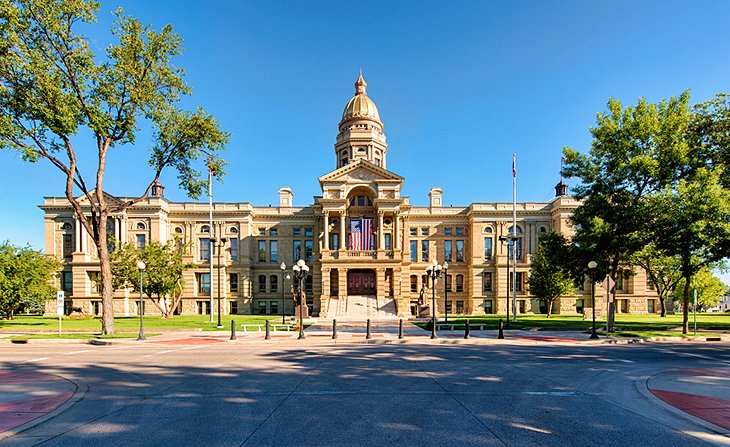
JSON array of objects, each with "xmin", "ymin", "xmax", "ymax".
[{"xmin": 341, "ymin": 72, "xmax": 381, "ymax": 123}]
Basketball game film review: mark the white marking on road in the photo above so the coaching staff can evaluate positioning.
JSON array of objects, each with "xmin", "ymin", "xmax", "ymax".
[
  {"xmin": 24, "ymin": 357, "xmax": 49, "ymax": 363},
  {"xmin": 67, "ymin": 350, "xmax": 93, "ymax": 355},
  {"xmin": 616, "ymin": 358, "xmax": 635, "ymax": 363},
  {"xmin": 656, "ymin": 348, "xmax": 716, "ymax": 361},
  {"xmin": 142, "ymin": 345, "xmax": 206, "ymax": 358}
]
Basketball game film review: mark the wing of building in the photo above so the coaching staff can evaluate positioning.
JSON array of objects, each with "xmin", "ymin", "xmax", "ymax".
[{"xmin": 40, "ymin": 73, "xmax": 663, "ymax": 319}]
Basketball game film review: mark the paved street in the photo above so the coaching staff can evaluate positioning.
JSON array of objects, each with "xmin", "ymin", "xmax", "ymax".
[{"xmin": 2, "ymin": 335, "xmax": 730, "ymax": 446}]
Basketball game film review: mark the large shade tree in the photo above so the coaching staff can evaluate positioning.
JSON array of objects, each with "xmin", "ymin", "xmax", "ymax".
[
  {"xmin": 673, "ymin": 267, "xmax": 727, "ymax": 312},
  {"xmin": 0, "ymin": 0, "xmax": 228, "ymax": 333},
  {"xmin": 630, "ymin": 245, "xmax": 682, "ymax": 317},
  {"xmin": 563, "ymin": 92, "xmax": 691, "ymax": 331},
  {"xmin": 0, "ymin": 241, "xmax": 61, "ymax": 319},
  {"xmin": 528, "ymin": 232, "xmax": 577, "ymax": 318}
]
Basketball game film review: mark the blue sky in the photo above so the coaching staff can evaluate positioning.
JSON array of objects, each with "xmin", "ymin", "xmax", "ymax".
[{"xmin": 3, "ymin": 0, "xmax": 730, "ymax": 256}]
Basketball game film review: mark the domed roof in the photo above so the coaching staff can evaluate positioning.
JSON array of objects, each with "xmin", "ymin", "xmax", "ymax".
[{"xmin": 341, "ymin": 72, "xmax": 381, "ymax": 123}]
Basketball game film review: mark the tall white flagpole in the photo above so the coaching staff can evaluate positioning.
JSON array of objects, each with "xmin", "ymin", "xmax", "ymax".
[
  {"xmin": 208, "ymin": 161, "xmax": 214, "ymax": 323},
  {"xmin": 512, "ymin": 153, "xmax": 517, "ymax": 322}
]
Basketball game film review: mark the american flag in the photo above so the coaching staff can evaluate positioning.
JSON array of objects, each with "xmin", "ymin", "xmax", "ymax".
[
  {"xmin": 349, "ymin": 218, "xmax": 373, "ymax": 250},
  {"xmin": 512, "ymin": 154, "xmax": 516, "ymax": 178}
]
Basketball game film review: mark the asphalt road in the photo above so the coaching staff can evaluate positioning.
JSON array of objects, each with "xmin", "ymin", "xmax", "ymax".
[{"xmin": 3, "ymin": 340, "xmax": 730, "ymax": 447}]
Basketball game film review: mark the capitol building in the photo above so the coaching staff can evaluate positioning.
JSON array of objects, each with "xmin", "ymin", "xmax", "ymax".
[{"xmin": 41, "ymin": 74, "xmax": 662, "ymax": 319}]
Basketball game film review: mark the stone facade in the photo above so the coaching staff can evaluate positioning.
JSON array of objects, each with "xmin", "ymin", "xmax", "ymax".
[{"xmin": 40, "ymin": 74, "xmax": 661, "ymax": 318}]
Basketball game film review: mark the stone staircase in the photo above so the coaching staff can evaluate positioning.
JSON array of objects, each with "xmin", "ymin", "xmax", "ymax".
[{"xmin": 326, "ymin": 295, "xmax": 398, "ymax": 319}]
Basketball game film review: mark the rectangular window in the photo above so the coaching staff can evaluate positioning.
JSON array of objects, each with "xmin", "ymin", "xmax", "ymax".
[
  {"xmin": 445, "ymin": 300, "xmax": 452, "ymax": 314},
  {"xmin": 197, "ymin": 301, "xmax": 210, "ymax": 315},
  {"xmin": 229, "ymin": 301, "xmax": 238, "ymax": 315},
  {"xmin": 456, "ymin": 227, "xmax": 464, "ymax": 236},
  {"xmin": 92, "ymin": 301, "xmax": 101, "ymax": 316},
  {"xmin": 136, "ymin": 234, "xmax": 146, "ymax": 250},
  {"xmin": 270, "ymin": 275, "xmax": 278, "ymax": 293},
  {"xmin": 410, "ymin": 241, "xmax": 417, "ymax": 262},
  {"xmin": 484, "ymin": 237, "xmax": 493, "ymax": 260},
  {"xmin": 456, "ymin": 275, "xmax": 464, "ymax": 292},
  {"xmin": 456, "ymin": 240, "xmax": 464, "ymax": 262},
  {"xmin": 456, "ymin": 300, "xmax": 464, "ymax": 314},
  {"xmin": 270, "ymin": 301, "xmax": 279, "ymax": 315},
  {"xmin": 305, "ymin": 240, "xmax": 313, "ymax": 262},
  {"xmin": 484, "ymin": 299, "xmax": 493, "ymax": 314},
  {"xmin": 410, "ymin": 275, "xmax": 418, "ymax": 292},
  {"xmin": 88, "ymin": 271, "xmax": 100, "ymax": 293},
  {"xmin": 199, "ymin": 238, "xmax": 210, "ymax": 261},
  {"xmin": 229, "ymin": 273, "xmax": 239, "ymax": 293},
  {"xmin": 508, "ymin": 239, "xmax": 522, "ymax": 260},
  {"xmin": 258, "ymin": 300, "xmax": 267, "ymax": 314},
  {"xmin": 258, "ymin": 240, "xmax": 266, "ymax": 262},
  {"xmin": 410, "ymin": 228, "xmax": 417, "ymax": 236},
  {"xmin": 445, "ymin": 274, "xmax": 452, "ymax": 292},
  {"xmin": 332, "ymin": 233, "xmax": 339, "ymax": 251},
  {"xmin": 270, "ymin": 240, "xmax": 278, "ymax": 262},
  {"xmin": 270, "ymin": 228, "xmax": 278, "ymax": 236},
  {"xmin": 518, "ymin": 300, "xmax": 526, "ymax": 313},
  {"xmin": 305, "ymin": 275, "xmax": 313, "ymax": 294},
  {"xmin": 293, "ymin": 240, "xmax": 301, "ymax": 262},
  {"xmin": 293, "ymin": 228, "xmax": 301, "ymax": 237},
  {"xmin": 197, "ymin": 273, "xmax": 210, "ymax": 294},
  {"xmin": 576, "ymin": 299, "xmax": 584, "ymax": 313},
  {"xmin": 60, "ymin": 271, "xmax": 72, "ymax": 293},
  {"xmin": 444, "ymin": 227, "xmax": 452, "ymax": 236},
  {"xmin": 258, "ymin": 275, "xmax": 266, "ymax": 293},
  {"xmin": 63, "ymin": 234, "xmax": 73, "ymax": 259},
  {"xmin": 508, "ymin": 272, "xmax": 524, "ymax": 292},
  {"xmin": 421, "ymin": 227, "xmax": 429, "ymax": 236},
  {"xmin": 384, "ymin": 234, "xmax": 391, "ymax": 251},
  {"xmin": 229, "ymin": 238, "xmax": 239, "ymax": 261},
  {"xmin": 421, "ymin": 240, "xmax": 429, "ymax": 262},
  {"xmin": 305, "ymin": 228, "xmax": 313, "ymax": 237},
  {"xmin": 444, "ymin": 240, "xmax": 453, "ymax": 262},
  {"xmin": 258, "ymin": 228, "xmax": 266, "ymax": 236},
  {"xmin": 483, "ymin": 272, "xmax": 492, "ymax": 292}
]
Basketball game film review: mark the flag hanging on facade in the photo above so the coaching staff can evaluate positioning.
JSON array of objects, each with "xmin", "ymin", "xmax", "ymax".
[{"xmin": 349, "ymin": 218, "xmax": 373, "ymax": 250}]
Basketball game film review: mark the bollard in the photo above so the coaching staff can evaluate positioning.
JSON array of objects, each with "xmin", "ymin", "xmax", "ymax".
[
  {"xmin": 230, "ymin": 319, "xmax": 237, "ymax": 340},
  {"xmin": 366, "ymin": 319, "xmax": 372, "ymax": 339},
  {"xmin": 464, "ymin": 319, "xmax": 470, "ymax": 339},
  {"xmin": 498, "ymin": 319, "xmax": 505, "ymax": 339},
  {"xmin": 265, "ymin": 319, "xmax": 271, "ymax": 340},
  {"xmin": 398, "ymin": 318, "xmax": 404, "ymax": 340},
  {"xmin": 332, "ymin": 319, "xmax": 338, "ymax": 340}
]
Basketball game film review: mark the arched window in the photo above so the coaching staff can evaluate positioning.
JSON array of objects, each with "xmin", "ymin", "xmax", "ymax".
[
  {"xmin": 175, "ymin": 227, "xmax": 183, "ymax": 234},
  {"xmin": 507, "ymin": 225, "xmax": 523, "ymax": 234},
  {"xmin": 61, "ymin": 222, "xmax": 73, "ymax": 231},
  {"xmin": 136, "ymin": 222, "xmax": 146, "ymax": 230},
  {"xmin": 539, "ymin": 226, "xmax": 547, "ymax": 233},
  {"xmin": 201, "ymin": 225, "xmax": 210, "ymax": 233},
  {"xmin": 483, "ymin": 227, "xmax": 493, "ymax": 233},
  {"xmin": 230, "ymin": 227, "xmax": 238, "ymax": 234}
]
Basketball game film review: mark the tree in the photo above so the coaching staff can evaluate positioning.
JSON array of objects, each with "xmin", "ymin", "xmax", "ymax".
[
  {"xmin": 674, "ymin": 267, "xmax": 728, "ymax": 311},
  {"xmin": 649, "ymin": 168, "xmax": 730, "ymax": 332},
  {"xmin": 528, "ymin": 232, "xmax": 576, "ymax": 318},
  {"xmin": 0, "ymin": 241, "xmax": 61, "ymax": 319},
  {"xmin": 563, "ymin": 92, "xmax": 692, "ymax": 331},
  {"xmin": 0, "ymin": 1, "xmax": 228, "ymax": 333},
  {"xmin": 631, "ymin": 245, "xmax": 682, "ymax": 317},
  {"xmin": 110, "ymin": 240, "xmax": 192, "ymax": 318}
]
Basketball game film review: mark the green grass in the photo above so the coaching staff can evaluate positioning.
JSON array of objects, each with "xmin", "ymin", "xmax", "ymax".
[
  {"xmin": 0, "ymin": 315, "xmax": 297, "ymax": 333},
  {"xmin": 6, "ymin": 333, "xmax": 158, "ymax": 341}
]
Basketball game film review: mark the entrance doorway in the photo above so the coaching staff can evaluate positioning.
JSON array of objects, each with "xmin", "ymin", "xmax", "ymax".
[{"xmin": 347, "ymin": 269, "xmax": 376, "ymax": 295}]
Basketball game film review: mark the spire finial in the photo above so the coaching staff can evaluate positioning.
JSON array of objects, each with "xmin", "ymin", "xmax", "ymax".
[{"xmin": 355, "ymin": 70, "xmax": 367, "ymax": 95}]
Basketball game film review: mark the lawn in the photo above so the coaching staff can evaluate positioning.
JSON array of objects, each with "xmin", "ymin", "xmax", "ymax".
[{"xmin": 0, "ymin": 314, "xmax": 298, "ymax": 334}]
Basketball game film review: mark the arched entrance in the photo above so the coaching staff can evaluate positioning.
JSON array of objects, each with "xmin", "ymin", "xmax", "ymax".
[{"xmin": 347, "ymin": 269, "xmax": 376, "ymax": 295}]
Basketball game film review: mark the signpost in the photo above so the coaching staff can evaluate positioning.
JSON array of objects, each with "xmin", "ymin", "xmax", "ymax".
[
  {"xmin": 693, "ymin": 289, "xmax": 697, "ymax": 336},
  {"xmin": 56, "ymin": 291, "xmax": 64, "ymax": 335}
]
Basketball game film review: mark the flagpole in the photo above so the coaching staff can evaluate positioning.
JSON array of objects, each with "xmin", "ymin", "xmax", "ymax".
[{"xmin": 512, "ymin": 153, "xmax": 517, "ymax": 322}]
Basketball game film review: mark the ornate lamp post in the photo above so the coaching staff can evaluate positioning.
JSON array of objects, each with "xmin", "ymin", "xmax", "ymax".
[
  {"xmin": 425, "ymin": 259, "xmax": 444, "ymax": 339},
  {"xmin": 443, "ymin": 261, "xmax": 449, "ymax": 323},
  {"xmin": 280, "ymin": 262, "xmax": 287, "ymax": 324},
  {"xmin": 498, "ymin": 236, "xmax": 510, "ymax": 326},
  {"xmin": 588, "ymin": 261, "xmax": 599, "ymax": 339},
  {"xmin": 136, "ymin": 260, "xmax": 146, "ymax": 341},
  {"xmin": 292, "ymin": 259, "xmax": 309, "ymax": 340}
]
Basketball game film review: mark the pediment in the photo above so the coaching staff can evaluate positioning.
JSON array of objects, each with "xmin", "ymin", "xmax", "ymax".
[
  {"xmin": 319, "ymin": 159, "xmax": 403, "ymax": 184},
  {"xmin": 75, "ymin": 189, "xmax": 124, "ymax": 207}
]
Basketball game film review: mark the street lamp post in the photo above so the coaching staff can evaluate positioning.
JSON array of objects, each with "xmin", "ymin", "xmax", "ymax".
[
  {"xmin": 136, "ymin": 260, "xmax": 146, "ymax": 341},
  {"xmin": 280, "ymin": 262, "xmax": 287, "ymax": 324},
  {"xmin": 498, "ymin": 236, "xmax": 510, "ymax": 326},
  {"xmin": 213, "ymin": 237, "xmax": 227, "ymax": 329},
  {"xmin": 292, "ymin": 259, "xmax": 309, "ymax": 340},
  {"xmin": 443, "ymin": 262, "xmax": 449, "ymax": 324},
  {"xmin": 425, "ymin": 259, "xmax": 444, "ymax": 339},
  {"xmin": 588, "ymin": 261, "xmax": 598, "ymax": 339}
]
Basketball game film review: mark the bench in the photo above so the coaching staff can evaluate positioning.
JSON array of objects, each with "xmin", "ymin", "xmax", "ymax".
[
  {"xmin": 436, "ymin": 323, "xmax": 486, "ymax": 331},
  {"xmin": 240, "ymin": 324, "xmax": 293, "ymax": 332}
]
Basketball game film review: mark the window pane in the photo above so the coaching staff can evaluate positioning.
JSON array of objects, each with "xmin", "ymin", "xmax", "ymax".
[
  {"xmin": 229, "ymin": 273, "xmax": 238, "ymax": 292},
  {"xmin": 421, "ymin": 240, "xmax": 429, "ymax": 262},
  {"xmin": 305, "ymin": 240, "xmax": 313, "ymax": 262},
  {"xmin": 305, "ymin": 228, "xmax": 313, "ymax": 237},
  {"xmin": 444, "ymin": 240, "xmax": 452, "ymax": 262},
  {"xmin": 483, "ymin": 272, "xmax": 492, "ymax": 292},
  {"xmin": 445, "ymin": 275, "xmax": 452, "ymax": 292},
  {"xmin": 456, "ymin": 274, "xmax": 464, "ymax": 292},
  {"xmin": 270, "ymin": 275, "xmax": 278, "ymax": 293},
  {"xmin": 410, "ymin": 241, "xmax": 417, "ymax": 262},
  {"xmin": 198, "ymin": 273, "xmax": 210, "ymax": 293},
  {"xmin": 199, "ymin": 238, "xmax": 210, "ymax": 261},
  {"xmin": 258, "ymin": 275, "xmax": 266, "ymax": 292},
  {"xmin": 484, "ymin": 238, "xmax": 492, "ymax": 260},
  {"xmin": 456, "ymin": 240, "xmax": 464, "ymax": 262},
  {"xmin": 258, "ymin": 240, "xmax": 266, "ymax": 262},
  {"xmin": 270, "ymin": 240, "xmax": 278, "ymax": 262},
  {"xmin": 230, "ymin": 238, "xmax": 239, "ymax": 261},
  {"xmin": 455, "ymin": 227, "xmax": 464, "ymax": 236},
  {"xmin": 137, "ymin": 234, "xmax": 146, "ymax": 250},
  {"xmin": 293, "ymin": 240, "xmax": 301, "ymax": 262},
  {"xmin": 384, "ymin": 234, "xmax": 391, "ymax": 251}
]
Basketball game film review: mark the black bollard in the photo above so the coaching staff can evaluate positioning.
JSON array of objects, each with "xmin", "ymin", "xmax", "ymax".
[
  {"xmin": 265, "ymin": 319, "xmax": 271, "ymax": 340},
  {"xmin": 464, "ymin": 319, "xmax": 470, "ymax": 339},
  {"xmin": 498, "ymin": 319, "xmax": 505, "ymax": 339},
  {"xmin": 366, "ymin": 319, "xmax": 372, "ymax": 339},
  {"xmin": 230, "ymin": 319, "xmax": 237, "ymax": 340},
  {"xmin": 332, "ymin": 319, "xmax": 338, "ymax": 340},
  {"xmin": 398, "ymin": 318, "xmax": 404, "ymax": 340}
]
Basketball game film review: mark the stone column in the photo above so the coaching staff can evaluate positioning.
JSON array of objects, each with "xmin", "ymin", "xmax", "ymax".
[
  {"xmin": 378, "ymin": 211, "xmax": 384, "ymax": 250},
  {"xmin": 338, "ymin": 268, "xmax": 348, "ymax": 300},
  {"xmin": 324, "ymin": 212, "xmax": 330, "ymax": 250},
  {"xmin": 339, "ymin": 212, "xmax": 346, "ymax": 251},
  {"xmin": 393, "ymin": 212, "xmax": 399, "ymax": 250}
]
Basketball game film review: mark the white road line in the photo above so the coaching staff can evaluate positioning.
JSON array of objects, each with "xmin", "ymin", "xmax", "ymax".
[
  {"xmin": 24, "ymin": 357, "xmax": 49, "ymax": 363},
  {"xmin": 66, "ymin": 350, "xmax": 93, "ymax": 355},
  {"xmin": 656, "ymin": 347, "xmax": 717, "ymax": 361},
  {"xmin": 142, "ymin": 345, "xmax": 206, "ymax": 358}
]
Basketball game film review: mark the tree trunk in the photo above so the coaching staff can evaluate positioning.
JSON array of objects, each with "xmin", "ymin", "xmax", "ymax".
[
  {"xmin": 659, "ymin": 296, "xmax": 666, "ymax": 317},
  {"xmin": 682, "ymin": 274, "xmax": 691, "ymax": 335},
  {"xmin": 97, "ymin": 223, "xmax": 115, "ymax": 335}
]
